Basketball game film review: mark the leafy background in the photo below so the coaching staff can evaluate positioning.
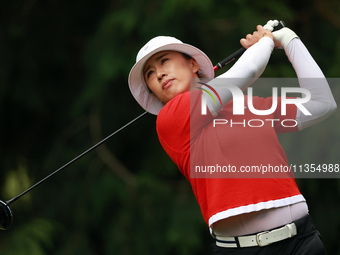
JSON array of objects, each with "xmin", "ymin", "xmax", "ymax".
[{"xmin": 1, "ymin": 0, "xmax": 340, "ymax": 254}]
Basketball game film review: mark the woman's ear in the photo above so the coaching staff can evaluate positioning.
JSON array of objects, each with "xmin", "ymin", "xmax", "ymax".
[{"xmin": 191, "ymin": 58, "xmax": 200, "ymax": 74}]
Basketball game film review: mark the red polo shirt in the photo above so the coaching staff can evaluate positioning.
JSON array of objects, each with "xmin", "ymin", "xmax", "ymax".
[{"xmin": 156, "ymin": 89, "xmax": 305, "ymax": 228}]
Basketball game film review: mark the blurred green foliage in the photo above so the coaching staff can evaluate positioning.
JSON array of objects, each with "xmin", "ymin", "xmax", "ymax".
[{"xmin": 1, "ymin": 0, "xmax": 340, "ymax": 254}]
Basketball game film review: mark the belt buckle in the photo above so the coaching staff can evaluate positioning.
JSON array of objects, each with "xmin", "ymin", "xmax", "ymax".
[{"xmin": 256, "ymin": 231, "xmax": 270, "ymax": 247}]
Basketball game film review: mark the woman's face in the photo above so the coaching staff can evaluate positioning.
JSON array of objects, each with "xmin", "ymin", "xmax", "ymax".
[{"xmin": 143, "ymin": 51, "xmax": 200, "ymax": 103}]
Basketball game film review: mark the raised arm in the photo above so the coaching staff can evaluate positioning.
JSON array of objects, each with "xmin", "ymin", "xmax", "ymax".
[
  {"xmin": 202, "ymin": 25, "xmax": 275, "ymax": 116},
  {"xmin": 269, "ymin": 22, "xmax": 337, "ymax": 130}
]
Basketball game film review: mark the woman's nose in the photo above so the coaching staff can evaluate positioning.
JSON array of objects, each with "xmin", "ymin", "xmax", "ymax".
[{"xmin": 157, "ymin": 70, "xmax": 167, "ymax": 81}]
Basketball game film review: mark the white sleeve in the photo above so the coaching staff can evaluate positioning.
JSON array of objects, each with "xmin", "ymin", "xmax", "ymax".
[
  {"xmin": 204, "ymin": 37, "xmax": 274, "ymax": 116},
  {"xmin": 284, "ymin": 39, "xmax": 337, "ymax": 130}
]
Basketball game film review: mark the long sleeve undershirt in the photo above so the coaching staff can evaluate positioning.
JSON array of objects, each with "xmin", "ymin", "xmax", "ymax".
[
  {"xmin": 284, "ymin": 38, "xmax": 337, "ymax": 129},
  {"xmin": 204, "ymin": 37, "xmax": 274, "ymax": 116},
  {"xmin": 204, "ymin": 37, "xmax": 336, "ymax": 130}
]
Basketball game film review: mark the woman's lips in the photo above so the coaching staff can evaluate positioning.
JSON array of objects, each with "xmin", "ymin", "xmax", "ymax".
[{"xmin": 162, "ymin": 79, "xmax": 174, "ymax": 90}]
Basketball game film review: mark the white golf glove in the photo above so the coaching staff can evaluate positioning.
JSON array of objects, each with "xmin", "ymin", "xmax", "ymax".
[
  {"xmin": 263, "ymin": 20, "xmax": 280, "ymax": 31},
  {"xmin": 264, "ymin": 20, "xmax": 299, "ymax": 49}
]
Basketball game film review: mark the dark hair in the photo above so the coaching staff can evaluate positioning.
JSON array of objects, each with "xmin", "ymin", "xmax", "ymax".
[{"xmin": 180, "ymin": 52, "xmax": 206, "ymax": 78}]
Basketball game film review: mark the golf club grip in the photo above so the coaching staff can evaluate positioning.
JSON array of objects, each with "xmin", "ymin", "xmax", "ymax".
[{"xmin": 213, "ymin": 20, "xmax": 286, "ymax": 71}]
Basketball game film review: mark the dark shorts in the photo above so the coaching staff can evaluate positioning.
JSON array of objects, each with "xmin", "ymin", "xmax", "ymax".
[{"xmin": 212, "ymin": 214, "xmax": 325, "ymax": 255}]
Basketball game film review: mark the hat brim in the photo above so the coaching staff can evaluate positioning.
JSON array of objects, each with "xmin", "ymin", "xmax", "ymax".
[{"xmin": 128, "ymin": 43, "xmax": 214, "ymax": 115}]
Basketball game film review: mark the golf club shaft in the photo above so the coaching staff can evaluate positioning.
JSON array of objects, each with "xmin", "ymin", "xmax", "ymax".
[
  {"xmin": 6, "ymin": 111, "xmax": 148, "ymax": 205},
  {"xmin": 5, "ymin": 20, "xmax": 286, "ymax": 205}
]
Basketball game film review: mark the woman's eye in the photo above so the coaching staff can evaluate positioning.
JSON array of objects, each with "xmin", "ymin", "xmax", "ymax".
[
  {"xmin": 147, "ymin": 70, "xmax": 154, "ymax": 78},
  {"xmin": 161, "ymin": 58, "xmax": 169, "ymax": 64}
]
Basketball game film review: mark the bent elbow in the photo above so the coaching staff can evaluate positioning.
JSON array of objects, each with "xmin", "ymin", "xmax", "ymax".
[
  {"xmin": 329, "ymin": 99, "xmax": 337, "ymax": 115},
  {"xmin": 298, "ymin": 98, "xmax": 337, "ymax": 130},
  {"xmin": 322, "ymin": 98, "xmax": 338, "ymax": 119},
  {"xmin": 319, "ymin": 99, "xmax": 337, "ymax": 120}
]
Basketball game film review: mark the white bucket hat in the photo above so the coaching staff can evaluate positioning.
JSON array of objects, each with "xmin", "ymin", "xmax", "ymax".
[{"xmin": 128, "ymin": 36, "xmax": 214, "ymax": 115}]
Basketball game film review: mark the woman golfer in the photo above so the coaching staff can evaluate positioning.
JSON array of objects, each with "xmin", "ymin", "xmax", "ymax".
[{"xmin": 128, "ymin": 20, "xmax": 336, "ymax": 254}]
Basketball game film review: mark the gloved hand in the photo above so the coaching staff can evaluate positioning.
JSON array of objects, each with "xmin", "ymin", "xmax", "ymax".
[{"xmin": 264, "ymin": 20, "xmax": 299, "ymax": 49}]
